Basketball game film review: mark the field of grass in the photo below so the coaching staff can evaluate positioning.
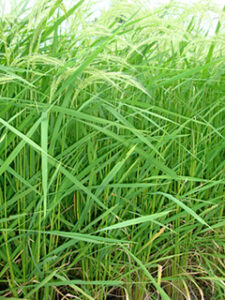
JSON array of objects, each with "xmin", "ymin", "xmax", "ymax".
[{"xmin": 0, "ymin": 0, "xmax": 224, "ymax": 299}]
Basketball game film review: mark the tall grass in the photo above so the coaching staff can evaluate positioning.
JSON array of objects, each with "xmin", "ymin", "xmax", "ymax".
[{"xmin": 0, "ymin": 0, "xmax": 224, "ymax": 299}]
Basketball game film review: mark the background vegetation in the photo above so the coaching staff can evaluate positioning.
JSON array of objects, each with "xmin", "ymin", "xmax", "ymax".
[{"xmin": 0, "ymin": 0, "xmax": 224, "ymax": 299}]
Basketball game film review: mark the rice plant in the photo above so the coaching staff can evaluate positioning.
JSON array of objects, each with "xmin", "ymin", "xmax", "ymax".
[{"xmin": 0, "ymin": 0, "xmax": 224, "ymax": 299}]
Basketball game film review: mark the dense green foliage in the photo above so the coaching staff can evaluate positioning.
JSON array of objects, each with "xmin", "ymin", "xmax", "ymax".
[{"xmin": 0, "ymin": 0, "xmax": 224, "ymax": 299}]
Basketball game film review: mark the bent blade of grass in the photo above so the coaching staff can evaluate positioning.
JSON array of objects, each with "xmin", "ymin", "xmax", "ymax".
[
  {"xmin": 0, "ymin": 65, "xmax": 34, "ymax": 87},
  {"xmin": 0, "ymin": 158, "xmax": 40, "ymax": 195},
  {"xmin": 96, "ymin": 144, "xmax": 137, "ymax": 195},
  {"xmin": 54, "ymin": 274, "xmax": 95, "ymax": 300},
  {"xmin": 156, "ymin": 192, "xmax": 211, "ymax": 229},
  {"xmin": 46, "ymin": 279, "xmax": 123, "ymax": 286},
  {"xmin": 25, "ymin": 270, "xmax": 58, "ymax": 298},
  {"xmin": 24, "ymin": 229, "xmax": 127, "ymax": 244},
  {"xmin": 0, "ymin": 115, "xmax": 44, "ymax": 177},
  {"xmin": 183, "ymin": 181, "xmax": 224, "ymax": 197},
  {"xmin": 0, "ymin": 214, "xmax": 27, "ymax": 224},
  {"xmin": 97, "ymin": 211, "xmax": 170, "ymax": 232}
]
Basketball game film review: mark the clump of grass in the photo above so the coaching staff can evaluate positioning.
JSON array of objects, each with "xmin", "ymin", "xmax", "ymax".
[{"xmin": 0, "ymin": 0, "xmax": 224, "ymax": 299}]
